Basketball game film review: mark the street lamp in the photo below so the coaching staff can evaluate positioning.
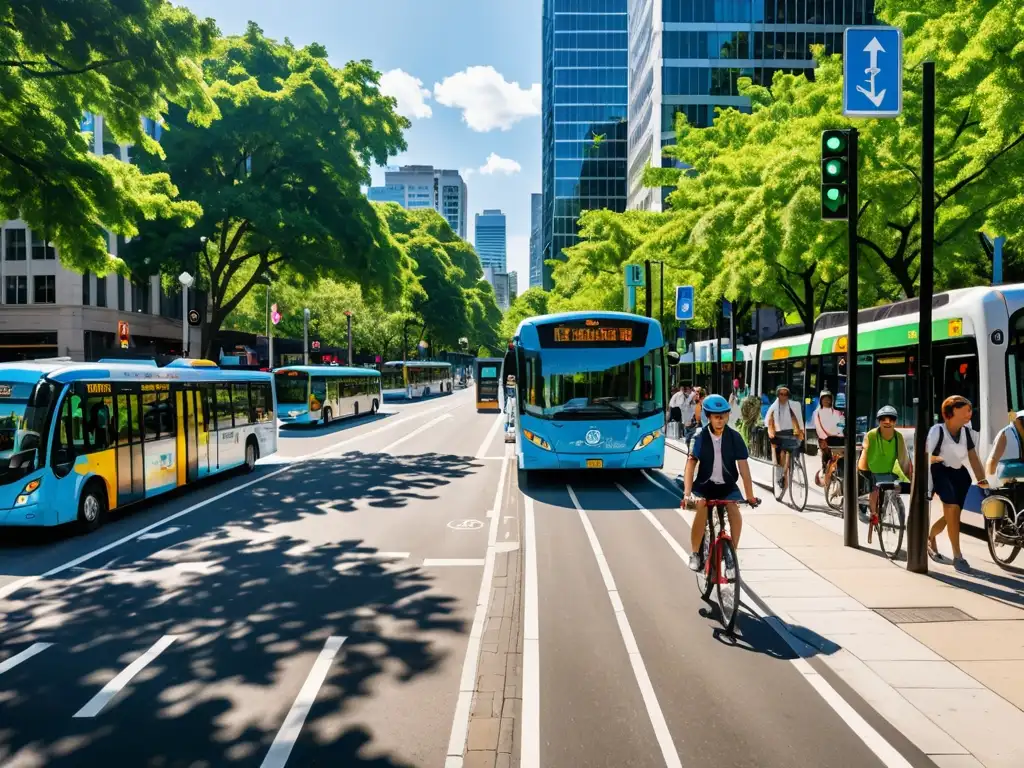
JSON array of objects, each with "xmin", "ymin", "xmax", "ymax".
[
  {"xmin": 303, "ymin": 308, "xmax": 311, "ymax": 365},
  {"xmin": 344, "ymin": 310, "xmax": 354, "ymax": 366},
  {"xmin": 178, "ymin": 270, "xmax": 194, "ymax": 358}
]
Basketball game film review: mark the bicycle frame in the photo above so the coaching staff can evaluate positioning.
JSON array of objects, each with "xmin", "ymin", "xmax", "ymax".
[{"xmin": 702, "ymin": 500, "xmax": 735, "ymax": 586}]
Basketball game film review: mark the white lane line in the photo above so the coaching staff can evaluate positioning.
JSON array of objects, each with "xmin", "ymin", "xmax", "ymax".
[
  {"xmin": 446, "ymin": 445, "xmax": 510, "ymax": 762},
  {"xmin": 521, "ymin": 494, "xmax": 540, "ymax": 768},
  {"xmin": 0, "ymin": 642, "xmax": 52, "ymax": 675},
  {"xmin": 0, "ymin": 402, "xmax": 461, "ymax": 603},
  {"xmin": 377, "ymin": 413, "xmax": 454, "ymax": 454},
  {"xmin": 73, "ymin": 635, "xmax": 180, "ymax": 718},
  {"xmin": 261, "ymin": 636, "xmax": 347, "ymax": 768},
  {"xmin": 567, "ymin": 485, "xmax": 683, "ymax": 768},
  {"xmin": 475, "ymin": 413, "xmax": 505, "ymax": 459},
  {"xmin": 622, "ymin": 478, "xmax": 916, "ymax": 768},
  {"xmin": 423, "ymin": 558, "xmax": 486, "ymax": 567}
]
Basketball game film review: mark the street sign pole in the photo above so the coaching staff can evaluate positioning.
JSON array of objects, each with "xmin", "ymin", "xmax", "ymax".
[
  {"xmin": 908, "ymin": 62, "xmax": 936, "ymax": 574},
  {"xmin": 844, "ymin": 128, "xmax": 860, "ymax": 549},
  {"xmin": 644, "ymin": 260, "xmax": 653, "ymax": 318}
]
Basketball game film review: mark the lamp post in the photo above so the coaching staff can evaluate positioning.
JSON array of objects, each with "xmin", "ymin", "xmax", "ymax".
[
  {"xmin": 303, "ymin": 308, "xmax": 311, "ymax": 365},
  {"xmin": 178, "ymin": 270, "xmax": 194, "ymax": 358},
  {"xmin": 344, "ymin": 310, "xmax": 353, "ymax": 366}
]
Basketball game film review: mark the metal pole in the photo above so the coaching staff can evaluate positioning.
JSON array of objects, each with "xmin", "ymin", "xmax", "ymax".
[
  {"xmin": 268, "ymin": 288, "xmax": 274, "ymax": 369},
  {"xmin": 716, "ymin": 305, "xmax": 723, "ymax": 395},
  {"xmin": 644, "ymin": 260, "xmax": 653, "ymax": 318},
  {"xmin": 994, "ymin": 235, "xmax": 1006, "ymax": 285},
  {"xmin": 181, "ymin": 285, "xmax": 188, "ymax": 358},
  {"xmin": 303, "ymin": 308, "xmax": 310, "ymax": 365},
  {"xmin": 659, "ymin": 261, "xmax": 664, "ymax": 329},
  {"xmin": 347, "ymin": 313, "xmax": 353, "ymax": 366},
  {"xmin": 908, "ymin": 62, "xmax": 935, "ymax": 573},
  {"xmin": 730, "ymin": 309, "xmax": 736, "ymax": 392},
  {"xmin": 843, "ymin": 128, "xmax": 860, "ymax": 548}
]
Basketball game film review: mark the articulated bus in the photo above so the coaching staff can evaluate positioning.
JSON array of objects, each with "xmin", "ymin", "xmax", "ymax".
[
  {"xmin": 474, "ymin": 358, "xmax": 502, "ymax": 412},
  {"xmin": 273, "ymin": 366, "xmax": 382, "ymax": 425},
  {"xmin": 381, "ymin": 361, "xmax": 454, "ymax": 399},
  {"xmin": 0, "ymin": 358, "xmax": 276, "ymax": 532},
  {"xmin": 508, "ymin": 312, "xmax": 666, "ymax": 471}
]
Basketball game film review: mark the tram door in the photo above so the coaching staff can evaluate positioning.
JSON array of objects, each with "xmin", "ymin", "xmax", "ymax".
[{"xmin": 941, "ymin": 354, "xmax": 981, "ymax": 430}]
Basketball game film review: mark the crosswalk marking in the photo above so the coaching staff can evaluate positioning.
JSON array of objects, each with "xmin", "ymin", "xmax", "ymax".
[
  {"xmin": 0, "ymin": 642, "xmax": 52, "ymax": 675},
  {"xmin": 73, "ymin": 635, "xmax": 180, "ymax": 718},
  {"xmin": 261, "ymin": 636, "xmax": 347, "ymax": 768}
]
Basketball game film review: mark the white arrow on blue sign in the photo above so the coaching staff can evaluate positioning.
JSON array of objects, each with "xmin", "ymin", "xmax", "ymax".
[
  {"xmin": 675, "ymin": 285, "xmax": 694, "ymax": 321},
  {"xmin": 843, "ymin": 26, "xmax": 903, "ymax": 118}
]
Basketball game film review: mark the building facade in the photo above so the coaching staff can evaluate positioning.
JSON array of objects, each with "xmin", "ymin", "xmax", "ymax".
[
  {"xmin": 542, "ymin": 0, "xmax": 630, "ymax": 290},
  {"xmin": 627, "ymin": 0, "xmax": 876, "ymax": 211},
  {"xmin": 529, "ymin": 193, "xmax": 543, "ymax": 289},
  {"xmin": 368, "ymin": 165, "xmax": 469, "ymax": 239},
  {"xmin": 0, "ymin": 113, "xmax": 199, "ymax": 363},
  {"xmin": 484, "ymin": 267, "xmax": 512, "ymax": 311},
  {"xmin": 508, "ymin": 271, "xmax": 519, "ymax": 303},
  {"xmin": 474, "ymin": 209, "xmax": 507, "ymax": 272}
]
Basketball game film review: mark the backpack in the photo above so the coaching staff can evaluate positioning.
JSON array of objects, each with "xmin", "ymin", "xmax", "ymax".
[{"xmin": 931, "ymin": 424, "xmax": 974, "ymax": 457}]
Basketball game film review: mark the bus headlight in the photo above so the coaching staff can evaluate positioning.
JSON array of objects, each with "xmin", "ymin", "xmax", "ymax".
[
  {"xmin": 522, "ymin": 429, "xmax": 551, "ymax": 451},
  {"xmin": 633, "ymin": 429, "xmax": 663, "ymax": 451},
  {"xmin": 15, "ymin": 478, "xmax": 41, "ymax": 506}
]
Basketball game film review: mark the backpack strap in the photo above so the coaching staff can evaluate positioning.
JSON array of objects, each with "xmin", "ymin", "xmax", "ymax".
[
  {"xmin": 965, "ymin": 426, "xmax": 975, "ymax": 452},
  {"xmin": 931, "ymin": 425, "xmax": 944, "ymax": 457}
]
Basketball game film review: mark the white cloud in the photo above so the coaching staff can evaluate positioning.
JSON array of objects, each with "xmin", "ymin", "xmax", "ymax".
[
  {"xmin": 460, "ymin": 167, "xmax": 476, "ymax": 178},
  {"xmin": 379, "ymin": 68, "xmax": 433, "ymax": 119},
  {"xmin": 433, "ymin": 66, "xmax": 541, "ymax": 131},
  {"xmin": 479, "ymin": 153, "xmax": 522, "ymax": 176}
]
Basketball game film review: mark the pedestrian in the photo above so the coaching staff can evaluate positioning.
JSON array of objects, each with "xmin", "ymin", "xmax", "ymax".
[
  {"xmin": 669, "ymin": 385, "xmax": 686, "ymax": 425},
  {"xmin": 926, "ymin": 395, "xmax": 988, "ymax": 571}
]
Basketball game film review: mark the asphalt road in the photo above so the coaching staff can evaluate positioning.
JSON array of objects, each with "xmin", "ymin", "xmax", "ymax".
[{"xmin": 2, "ymin": 392, "xmax": 934, "ymax": 768}]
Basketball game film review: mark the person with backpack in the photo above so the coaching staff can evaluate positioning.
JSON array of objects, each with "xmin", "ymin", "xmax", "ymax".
[
  {"xmin": 985, "ymin": 410, "xmax": 1024, "ymax": 482},
  {"xmin": 682, "ymin": 394, "xmax": 759, "ymax": 571},
  {"xmin": 766, "ymin": 385, "xmax": 804, "ymax": 490},
  {"xmin": 925, "ymin": 396, "xmax": 987, "ymax": 571},
  {"xmin": 858, "ymin": 405, "xmax": 914, "ymax": 532}
]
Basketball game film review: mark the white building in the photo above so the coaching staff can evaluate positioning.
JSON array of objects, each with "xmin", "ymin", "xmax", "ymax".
[{"xmin": 368, "ymin": 165, "xmax": 469, "ymax": 239}]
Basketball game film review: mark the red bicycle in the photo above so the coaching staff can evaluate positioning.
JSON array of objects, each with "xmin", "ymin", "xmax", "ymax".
[{"xmin": 692, "ymin": 497, "xmax": 760, "ymax": 633}]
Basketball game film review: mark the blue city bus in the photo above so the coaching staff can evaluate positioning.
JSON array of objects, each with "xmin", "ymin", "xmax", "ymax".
[
  {"xmin": 510, "ymin": 312, "xmax": 666, "ymax": 471},
  {"xmin": 0, "ymin": 358, "xmax": 276, "ymax": 532},
  {"xmin": 273, "ymin": 365, "xmax": 382, "ymax": 425}
]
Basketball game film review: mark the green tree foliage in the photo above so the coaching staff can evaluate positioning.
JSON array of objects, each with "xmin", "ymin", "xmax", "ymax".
[
  {"xmin": 501, "ymin": 287, "xmax": 551, "ymax": 341},
  {"xmin": 122, "ymin": 22, "xmax": 409, "ymax": 357},
  {"xmin": 0, "ymin": 0, "xmax": 218, "ymax": 271}
]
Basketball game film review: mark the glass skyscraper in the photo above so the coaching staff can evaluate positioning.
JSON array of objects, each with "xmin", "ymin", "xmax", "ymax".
[
  {"xmin": 474, "ymin": 209, "xmax": 507, "ymax": 272},
  {"xmin": 542, "ymin": 0, "xmax": 629, "ymax": 290},
  {"xmin": 628, "ymin": 0, "xmax": 876, "ymax": 211}
]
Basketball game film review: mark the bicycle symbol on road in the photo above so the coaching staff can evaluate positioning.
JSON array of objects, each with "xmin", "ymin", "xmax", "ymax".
[{"xmin": 447, "ymin": 519, "xmax": 484, "ymax": 531}]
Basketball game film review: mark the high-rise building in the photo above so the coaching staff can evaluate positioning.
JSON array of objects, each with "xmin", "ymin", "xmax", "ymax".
[
  {"xmin": 542, "ymin": 0, "xmax": 629, "ymax": 290},
  {"xmin": 484, "ymin": 267, "xmax": 512, "ymax": 311},
  {"xmin": 508, "ymin": 271, "xmax": 518, "ymax": 302},
  {"xmin": 368, "ymin": 165, "xmax": 468, "ymax": 239},
  {"xmin": 627, "ymin": 0, "xmax": 876, "ymax": 211},
  {"xmin": 474, "ymin": 209, "xmax": 507, "ymax": 272},
  {"xmin": 529, "ymin": 193, "xmax": 543, "ymax": 289}
]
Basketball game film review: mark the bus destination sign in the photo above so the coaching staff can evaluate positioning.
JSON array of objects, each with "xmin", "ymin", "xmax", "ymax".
[
  {"xmin": 554, "ymin": 326, "xmax": 633, "ymax": 344},
  {"xmin": 538, "ymin": 318, "xmax": 648, "ymax": 348}
]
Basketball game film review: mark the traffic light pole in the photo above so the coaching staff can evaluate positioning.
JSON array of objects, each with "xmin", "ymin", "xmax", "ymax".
[
  {"xmin": 843, "ymin": 128, "xmax": 860, "ymax": 549},
  {"xmin": 908, "ymin": 62, "xmax": 936, "ymax": 574},
  {"xmin": 644, "ymin": 260, "xmax": 653, "ymax": 318}
]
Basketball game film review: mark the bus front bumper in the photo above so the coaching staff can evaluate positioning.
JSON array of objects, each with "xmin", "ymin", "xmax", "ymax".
[{"xmin": 519, "ymin": 437, "xmax": 665, "ymax": 470}]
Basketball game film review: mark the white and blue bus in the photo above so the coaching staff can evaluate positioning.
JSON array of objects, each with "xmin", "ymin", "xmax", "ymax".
[
  {"xmin": 381, "ymin": 361, "xmax": 454, "ymax": 399},
  {"xmin": 0, "ymin": 358, "xmax": 276, "ymax": 532},
  {"xmin": 509, "ymin": 312, "xmax": 666, "ymax": 471},
  {"xmin": 273, "ymin": 365, "xmax": 382, "ymax": 426}
]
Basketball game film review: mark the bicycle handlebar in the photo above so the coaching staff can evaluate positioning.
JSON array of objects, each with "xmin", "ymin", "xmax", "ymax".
[{"xmin": 693, "ymin": 497, "xmax": 761, "ymax": 509}]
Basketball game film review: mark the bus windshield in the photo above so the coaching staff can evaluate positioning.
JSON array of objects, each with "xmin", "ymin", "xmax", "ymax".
[
  {"xmin": 0, "ymin": 379, "xmax": 57, "ymax": 483},
  {"xmin": 520, "ymin": 349, "xmax": 664, "ymax": 420},
  {"xmin": 274, "ymin": 372, "xmax": 309, "ymax": 405}
]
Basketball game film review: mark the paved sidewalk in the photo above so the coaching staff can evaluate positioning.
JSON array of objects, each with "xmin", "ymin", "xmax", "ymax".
[{"xmin": 664, "ymin": 438, "xmax": 1024, "ymax": 768}]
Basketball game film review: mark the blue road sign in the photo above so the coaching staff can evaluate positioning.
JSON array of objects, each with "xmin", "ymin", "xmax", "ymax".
[
  {"xmin": 675, "ymin": 285, "xmax": 694, "ymax": 321},
  {"xmin": 624, "ymin": 264, "xmax": 644, "ymax": 287},
  {"xmin": 843, "ymin": 27, "xmax": 902, "ymax": 118},
  {"xmin": 723, "ymin": 300, "xmax": 732, "ymax": 319}
]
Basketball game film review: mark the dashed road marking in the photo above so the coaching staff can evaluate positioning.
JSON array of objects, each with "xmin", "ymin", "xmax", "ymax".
[
  {"xmin": 74, "ymin": 635, "xmax": 180, "ymax": 718},
  {"xmin": 0, "ymin": 642, "xmax": 52, "ymax": 675}
]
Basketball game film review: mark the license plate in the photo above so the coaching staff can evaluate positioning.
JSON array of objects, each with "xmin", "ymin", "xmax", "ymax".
[{"xmin": 586, "ymin": 459, "xmax": 603, "ymax": 469}]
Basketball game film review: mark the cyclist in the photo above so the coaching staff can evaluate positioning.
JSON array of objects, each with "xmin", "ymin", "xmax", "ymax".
[
  {"xmin": 985, "ymin": 409, "xmax": 1024, "ymax": 483},
  {"xmin": 857, "ymin": 405, "xmax": 914, "ymax": 527},
  {"xmin": 766, "ymin": 385, "xmax": 804, "ymax": 489},
  {"xmin": 812, "ymin": 389, "xmax": 844, "ymax": 486},
  {"xmin": 683, "ymin": 394, "xmax": 759, "ymax": 572}
]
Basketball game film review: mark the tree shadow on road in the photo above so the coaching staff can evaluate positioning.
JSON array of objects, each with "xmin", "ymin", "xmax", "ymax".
[{"xmin": 0, "ymin": 452, "xmax": 485, "ymax": 767}]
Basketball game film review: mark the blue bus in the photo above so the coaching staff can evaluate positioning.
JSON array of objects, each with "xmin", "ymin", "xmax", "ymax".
[
  {"xmin": 509, "ymin": 312, "xmax": 666, "ymax": 471},
  {"xmin": 381, "ymin": 361, "xmax": 454, "ymax": 400},
  {"xmin": 0, "ymin": 358, "xmax": 276, "ymax": 532},
  {"xmin": 274, "ymin": 365, "xmax": 381, "ymax": 425}
]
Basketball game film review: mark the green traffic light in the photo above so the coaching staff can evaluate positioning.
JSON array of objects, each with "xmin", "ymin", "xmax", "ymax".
[
  {"xmin": 825, "ymin": 160, "xmax": 841, "ymax": 176},
  {"xmin": 826, "ymin": 136, "xmax": 843, "ymax": 151},
  {"xmin": 826, "ymin": 188, "xmax": 841, "ymax": 201}
]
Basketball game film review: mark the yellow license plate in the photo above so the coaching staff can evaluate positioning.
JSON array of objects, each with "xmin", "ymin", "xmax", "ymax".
[{"xmin": 586, "ymin": 459, "xmax": 603, "ymax": 469}]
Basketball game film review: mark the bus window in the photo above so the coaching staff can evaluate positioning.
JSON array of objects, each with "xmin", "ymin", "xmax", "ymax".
[
  {"xmin": 84, "ymin": 395, "xmax": 114, "ymax": 451},
  {"xmin": 251, "ymin": 382, "xmax": 273, "ymax": 423},
  {"xmin": 232, "ymin": 384, "xmax": 251, "ymax": 426},
  {"xmin": 328, "ymin": 379, "xmax": 341, "ymax": 403},
  {"xmin": 216, "ymin": 385, "xmax": 233, "ymax": 428},
  {"xmin": 199, "ymin": 384, "xmax": 214, "ymax": 431},
  {"xmin": 142, "ymin": 391, "xmax": 174, "ymax": 440}
]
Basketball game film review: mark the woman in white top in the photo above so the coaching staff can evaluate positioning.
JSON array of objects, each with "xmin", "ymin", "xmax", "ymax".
[
  {"xmin": 812, "ymin": 390, "xmax": 843, "ymax": 485},
  {"xmin": 985, "ymin": 410, "xmax": 1024, "ymax": 484},
  {"xmin": 926, "ymin": 395, "xmax": 988, "ymax": 571},
  {"xmin": 766, "ymin": 385, "xmax": 805, "ymax": 489}
]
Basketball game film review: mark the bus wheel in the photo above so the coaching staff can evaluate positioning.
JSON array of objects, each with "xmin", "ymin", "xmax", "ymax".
[
  {"xmin": 244, "ymin": 438, "xmax": 259, "ymax": 473},
  {"xmin": 354, "ymin": 402, "xmax": 360, "ymax": 417},
  {"xmin": 371, "ymin": 399, "xmax": 379, "ymax": 414},
  {"xmin": 323, "ymin": 408, "xmax": 332, "ymax": 426},
  {"xmin": 77, "ymin": 481, "xmax": 107, "ymax": 533},
  {"xmin": 424, "ymin": 387, "xmax": 431, "ymax": 397}
]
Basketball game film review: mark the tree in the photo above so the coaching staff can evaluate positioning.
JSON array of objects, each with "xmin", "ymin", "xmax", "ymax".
[
  {"xmin": 123, "ymin": 23, "xmax": 410, "ymax": 357},
  {"xmin": 0, "ymin": 0, "xmax": 219, "ymax": 271},
  {"xmin": 501, "ymin": 287, "xmax": 550, "ymax": 341}
]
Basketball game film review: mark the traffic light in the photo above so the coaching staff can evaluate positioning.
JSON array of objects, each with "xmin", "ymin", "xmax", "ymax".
[{"xmin": 821, "ymin": 129, "xmax": 851, "ymax": 221}]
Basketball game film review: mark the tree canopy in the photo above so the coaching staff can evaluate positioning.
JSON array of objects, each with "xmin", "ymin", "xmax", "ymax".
[{"xmin": 0, "ymin": 0, "xmax": 218, "ymax": 270}]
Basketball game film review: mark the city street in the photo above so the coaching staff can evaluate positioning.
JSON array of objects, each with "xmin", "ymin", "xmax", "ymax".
[{"xmin": 0, "ymin": 388, "xmax": 949, "ymax": 767}]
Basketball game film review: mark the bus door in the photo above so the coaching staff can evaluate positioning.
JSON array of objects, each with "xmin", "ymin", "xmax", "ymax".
[
  {"xmin": 178, "ymin": 388, "xmax": 208, "ymax": 484},
  {"xmin": 115, "ymin": 389, "xmax": 145, "ymax": 505}
]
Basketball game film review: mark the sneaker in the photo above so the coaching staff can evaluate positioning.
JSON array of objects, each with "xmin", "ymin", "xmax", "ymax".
[
  {"xmin": 953, "ymin": 556, "xmax": 971, "ymax": 573},
  {"xmin": 687, "ymin": 552, "xmax": 702, "ymax": 572},
  {"xmin": 927, "ymin": 540, "xmax": 946, "ymax": 563}
]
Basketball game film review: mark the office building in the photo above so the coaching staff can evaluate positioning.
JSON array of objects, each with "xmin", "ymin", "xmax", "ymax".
[
  {"xmin": 474, "ymin": 209, "xmax": 507, "ymax": 272},
  {"xmin": 542, "ymin": 0, "xmax": 629, "ymax": 289},
  {"xmin": 0, "ymin": 113, "xmax": 199, "ymax": 362},
  {"xmin": 529, "ymin": 193, "xmax": 543, "ymax": 289},
  {"xmin": 508, "ymin": 271, "xmax": 518, "ymax": 302},
  {"xmin": 368, "ymin": 165, "xmax": 468, "ymax": 239},
  {"xmin": 484, "ymin": 267, "xmax": 512, "ymax": 311},
  {"xmin": 627, "ymin": 0, "xmax": 876, "ymax": 211}
]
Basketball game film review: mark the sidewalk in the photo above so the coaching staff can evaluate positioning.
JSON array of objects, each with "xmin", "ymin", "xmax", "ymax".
[{"xmin": 664, "ymin": 437, "xmax": 1024, "ymax": 768}]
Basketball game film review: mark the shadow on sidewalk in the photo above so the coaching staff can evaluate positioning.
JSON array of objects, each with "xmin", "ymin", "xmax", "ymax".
[{"xmin": 929, "ymin": 566, "xmax": 1024, "ymax": 609}]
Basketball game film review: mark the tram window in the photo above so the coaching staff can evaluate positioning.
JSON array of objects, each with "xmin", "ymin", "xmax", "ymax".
[
  {"xmin": 761, "ymin": 360, "xmax": 787, "ymax": 403},
  {"xmin": 1009, "ymin": 311, "xmax": 1024, "ymax": 413},
  {"xmin": 941, "ymin": 353, "xmax": 980, "ymax": 430},
  {"xmin": 232, "ymin": 383, "xmax": 250, "ymax": 426},
  {"xmin": 216, "ymin": 385, "xmax": 233, "ymax": 428}
]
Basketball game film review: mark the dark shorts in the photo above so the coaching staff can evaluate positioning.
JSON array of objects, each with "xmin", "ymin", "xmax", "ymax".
[
  {"xmin": 693, "ymin": 481, "xmax": 742, "ymax": 502},
  {"xmin": 931, "ymin": 464, "xmax": 972, "ymax": 508},
  {"xmin": 772, "ymin": 429, "xmax": 800, "ymax": 454}
]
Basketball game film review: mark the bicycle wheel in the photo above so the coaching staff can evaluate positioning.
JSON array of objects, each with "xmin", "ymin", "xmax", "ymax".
[
  {"xmin": 696, "ymin": 525, "xmax": 714, "ymax": 599},
  {"xmin": 986, "ymin": 517, "xmax": 1022, "ymax": 568},
  {"xmin": 789, "ymin": 455, "xmax": 808, "ymax": 512},
  {"xmin": 773, "ymin": 457, "xmax": 787, "ymax": 502},
  {"xmin": 715, "ymin": 538, "xmax": 741, "ymax": 633},
  {"xmin": 877, "ymin": 492, "xmax": 905, "ymax": 560},
  {"xmin": 825, "ymin": 474, "xmax": 844, "ymax": 511}
]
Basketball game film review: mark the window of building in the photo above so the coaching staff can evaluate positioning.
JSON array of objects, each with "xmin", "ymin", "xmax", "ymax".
[
  {"xmin": 31, "ymin": 238, "xmax": 56, "ymax": 260},
  {"xmin": 132, "ymin": 280, "xmax": 150, "ymax": 313},
  {"xmin": 33, "ymin": 275, "xmax": 56, "ymax": 304},
  {"xmin": 118, "ymin": 275, "xmax": 125, "ymax": 310},
  {"xmin": 96, "ymin": 275, "xmax": 107, "ymax": 307},
  {"xmin": 5, "ymin": 276, "xmax": 27, "ymax": 305},
  {"xmin": 82, "ymin": 272, "xmax": 90, "ymax": 306},
  {"xmin": 5, "ymin": 228, "xmax": 27, "ymax": 261}
]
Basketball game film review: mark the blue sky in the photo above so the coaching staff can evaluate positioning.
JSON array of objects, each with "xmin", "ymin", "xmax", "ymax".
[{"xmin": 176, "ymin": 0, "xmax": 542, "ymax": 281}]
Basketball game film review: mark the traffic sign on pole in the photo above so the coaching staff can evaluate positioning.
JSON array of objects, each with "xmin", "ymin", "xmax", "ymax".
[
  {"xmin": 843, "ymin": 27, "xmax": 903, "ymax": 118},
  {"xmin": 624, "ymin": 265, "xmax": 644, "ymax": 287},
  {"xmin": 722, "ymin": 299, "xmax": 731, "ymax": 319},
  {"xmin": 675, "ymin": 286, "xmax": 694, "ymax": 321}
]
